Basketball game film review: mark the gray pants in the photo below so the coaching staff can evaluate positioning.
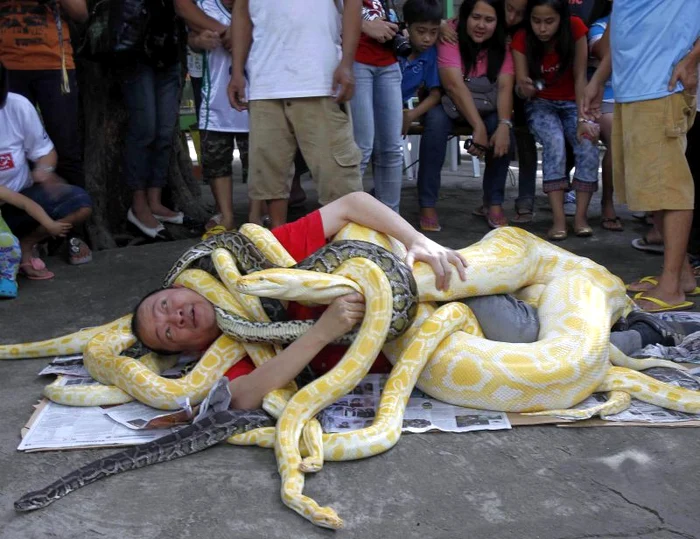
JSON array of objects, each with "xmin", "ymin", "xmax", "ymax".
[{"xmin": 462, "ymin": 295, "xmax": 641, "ymax": 356}]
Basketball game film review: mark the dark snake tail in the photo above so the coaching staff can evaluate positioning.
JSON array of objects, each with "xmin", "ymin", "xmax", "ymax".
[{"xmin": 14, "ymin": 409, "xmax": 274, "ymax": 512}]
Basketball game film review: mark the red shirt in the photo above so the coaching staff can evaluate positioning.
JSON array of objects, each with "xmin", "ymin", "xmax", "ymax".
[
  {"xmin": 511, "ymin": 16, "xmax": 588, "ymax": 102},
  {"xmin": 355, "ymin": 0, "xmax": 397, "ymax": 67},
  {"xmin": 224, "ymin": 210, "xmax": 392, "ymax": 381}
]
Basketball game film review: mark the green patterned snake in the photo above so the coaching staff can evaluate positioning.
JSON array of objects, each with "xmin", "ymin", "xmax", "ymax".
[{"xmin": 14, "ymin": 409, "xmax": 273, "ymax": 512}]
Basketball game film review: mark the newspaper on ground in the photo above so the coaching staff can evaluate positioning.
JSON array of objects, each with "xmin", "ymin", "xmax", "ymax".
[
  {"xmin": 37, "ymin": 354, "xmax": 91, "ymax": 378},
  {"xmin": 317, "ymin": 374, "xmax": 511, "ymax": 434},
  {"xmin": 559, "ymin": 366, "xmax": 700, "ymax": 424}
]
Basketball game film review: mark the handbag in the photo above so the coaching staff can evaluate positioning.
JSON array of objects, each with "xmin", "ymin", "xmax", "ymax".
[{"xmin": 442, "ymin": 75, "xmax": 498, "ymax": 119}]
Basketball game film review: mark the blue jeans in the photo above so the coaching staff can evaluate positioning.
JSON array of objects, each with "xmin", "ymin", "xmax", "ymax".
[
  {"xmin": 525, "ymin": 99, "xmax": 599, "ymax": 193},
  {"xmin": 417, "ymin": 106, "xmax": 514, "ymax": 207},
  {"xmin": 121, "ymin": 62, "xmax": 181, "ymax": 191},
  {"xmin": 351, "ymin": 62, "xmax": 404, "ymax": 212}
]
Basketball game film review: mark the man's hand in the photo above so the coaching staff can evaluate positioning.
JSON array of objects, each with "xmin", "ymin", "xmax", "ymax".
[
  {"xmin": 404, "ymin": 236, "xmax": 468, "ymax": 291},
  {"xmin": 669, "ymin": 55, "xmax": 699, "ymax": 95},
  {"xmin": 314, "ymin": 293, "xmax": 366, "ymax": 343},
  {"xmin": 402, "ymin": 109, "xmax": 418, "ymax": 137},
  {"xmin": 332, "ymin": 62, "xmax": 355, "ymax": 103},
  {"xmin": 581, "ymin": 79, "xmax": 604, "ymax": 121},
  {"xmin": 439, "ymin": 19, "xmax": 457, "ymax": 44},
  {"xmin": 515, "ymin": 78, "xmax": 536, "ymax": 100},
  {"xmin": 490, "ymin": 123, "xmax": 510, "ymax": 158},
  {"xmin": 220, "ymin": 26, "xmax": 232, "ymax": 52},
  {"xmin": 227, "ymin": 72, "xmax": 248, "ymax": 111},
  {"xmin": 363, "ymin": 19, "xmax": 398, "ymax": 44},
  {"xmin": 191, "ymin": 29, "xmax": 222, "ymax": 51}
]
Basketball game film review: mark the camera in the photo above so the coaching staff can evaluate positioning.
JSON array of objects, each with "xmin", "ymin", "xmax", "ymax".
[
  {"xmin": 388, "ymin": 23, "xmax": 412, "ymax": 57},
  {"xmin": 533, "ymin": 79, "xmax": 545, "ymax": 91}
]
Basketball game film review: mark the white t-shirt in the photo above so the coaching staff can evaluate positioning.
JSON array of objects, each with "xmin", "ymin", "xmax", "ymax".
[
  {"xmin": 0, "ymin": 93, "xmax": 55, "ymax": 193},
  {"xmin": 246, "ymin": 0, "xmax": 343, "ymax": 100},
  {"xmin": 197, "ymin": 0, "xmax": 249, "ymax": 132}
]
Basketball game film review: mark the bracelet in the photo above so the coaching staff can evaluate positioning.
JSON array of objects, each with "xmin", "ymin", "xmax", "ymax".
[
  {"xmin": 498, "ymin": 119, "xmax": 513, "ymax": 129},
  {"xmin": 578, "ymin": 118, "xmax": 597, "ymax": 125},
  {"xmin": 36, "ymin": 165, "xmax": 55, "ymax": 173}
]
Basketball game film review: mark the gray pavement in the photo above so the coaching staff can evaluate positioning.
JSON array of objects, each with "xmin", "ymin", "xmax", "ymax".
[{"xmin": 1, "ymin": 164, "xmax": 699, "ymax": 539}]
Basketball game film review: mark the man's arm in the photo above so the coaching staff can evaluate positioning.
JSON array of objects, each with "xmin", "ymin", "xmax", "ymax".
[
  {"xmin": 581, "ymin": 23, "xmax": 611, "ymax": 120},
  {"xmin": 227, "ymin": 0, "xmax": 252, "ymax": 110},
  {"xmin": 229, "ymin": 294, "xmax": 364, "ymax": 409},
  {"xmin": 319, "ymin": 192, "xmax": 468, "ymax": 290},
  {"xmin": 59, "ymin": 0, "xmax": 88, "ymax": 23},
  {"xmin": 669, "ymin": 36, "xmax": 700, "ymax": 94},
  {"xmin": 174, "ymin": 0, "xmax": 227, "ymax": 33},
  {"xmin": 332, "ymin": 0, "xmax": 362, "ymax": 102}
]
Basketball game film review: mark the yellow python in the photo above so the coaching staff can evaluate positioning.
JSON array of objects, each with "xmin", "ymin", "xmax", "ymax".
[{"xmin": 3, "ymin": 225, "xmax": 700, "ymax": 530}]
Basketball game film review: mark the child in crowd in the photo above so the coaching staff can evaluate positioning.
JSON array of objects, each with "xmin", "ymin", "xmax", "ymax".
[
  {"xmin": 587, "ymin": 7, "xmax": 621, "ymax": 232},
  {"xmin": 191, "ymin": 0, "xmax": 249, "ymax": 237},
  {"xmin": 0, "ymin": 186, "xmax": 72, "ymax": 297},
  {"xmin": 512, "ymin": 0, "xmax": 599, "ymax": 241},
  {"xmin": 398, "ymin": 0, "xmax": 443, "ymax": 136}
]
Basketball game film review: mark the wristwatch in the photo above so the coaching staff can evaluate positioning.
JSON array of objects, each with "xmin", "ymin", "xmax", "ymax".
[{"xmin": 499, "ymin": 119, "xmax": 513, "ymax": 129}]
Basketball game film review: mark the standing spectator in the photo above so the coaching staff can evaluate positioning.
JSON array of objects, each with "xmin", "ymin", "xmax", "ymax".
[
  {"xmin": 190, "ymin": 0, "xmax": 248, "ymax": 237},
  {"xmin": 0, "ymin": 62, "xmax": 92, "ymax": 280},
  {"xmin": 584, "ymin": 1, "xmax": 699, "ymax": 312},
  {"xmin": 352, "ymin": 0, "xmax": 406, "ymax": 213},
  {"xmin": 118, "ymin": 0, "xmax": 184, "ymax": 241},
  {"xmin": 512, "ymin": 0, "xmax": 599, "ymax": 241},
  {"xmin": 587, "ymin": 8, "xmax": 621, "ymax": 232},
  {"xmin": 418, "ymin": 0, "xmax": 515, "ymax": 230},
  {"xmin": 228, "ymin": 0, "xmax": 363, "ymax": 229},
  {"xmin": 0, "ymin": 0, "xmax": 92, "ymax": 263}
]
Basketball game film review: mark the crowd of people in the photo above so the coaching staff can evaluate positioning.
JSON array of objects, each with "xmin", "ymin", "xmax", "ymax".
[{"xmin": 0, "ymin": 0, "xmax": 698, "ymax": 320}]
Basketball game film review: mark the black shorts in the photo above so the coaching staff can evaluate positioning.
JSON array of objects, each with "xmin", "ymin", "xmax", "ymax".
[{"xmin": 201, "ymin": 131, "xmax": 248, "ymax": 181}]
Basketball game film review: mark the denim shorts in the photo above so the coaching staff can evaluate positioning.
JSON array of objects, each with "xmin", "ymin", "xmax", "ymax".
[{"xmin": 3, "ymin": 182, "xmax": 93, "ymax": 237}]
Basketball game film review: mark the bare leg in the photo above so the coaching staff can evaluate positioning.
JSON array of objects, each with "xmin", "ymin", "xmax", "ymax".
[
  {"xmin": 210, "ymin": 176, "xmax": 234, "ymax": 230},
  {"xmin": 146, "ymin": 187, "xmax": 179, "ymax": 219},
  {"xmin": 131, "ymin": 189, "xmax": 159, "ymax": 228},
  {"xmin": 267, "ymin": 199, "xmax": 288, "ymax": 229},
  {"xmin": 635, "ymin": 209, "xmax": 695, "ymax": 310},
  {"xmin": 548, "ymin": 190, "xmax": 566, "ymax": 234},
  {"xmin": 573, "ymin": 190, "xmax": 593, "ymax": 231},
  {"xmin": 598, "ymin": 113, "xmax": 620, "ymax": 227}
]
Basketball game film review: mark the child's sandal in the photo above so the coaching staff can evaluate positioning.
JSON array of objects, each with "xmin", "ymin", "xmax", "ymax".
[{"xmin": 0, "ymin": 278, "xmax": 17, "ymax": 298}]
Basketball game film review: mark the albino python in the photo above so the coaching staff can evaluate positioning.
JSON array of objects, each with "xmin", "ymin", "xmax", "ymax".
[{"xmin": 5, "ymin": 225, "xmax": 700, "ymax": 529}]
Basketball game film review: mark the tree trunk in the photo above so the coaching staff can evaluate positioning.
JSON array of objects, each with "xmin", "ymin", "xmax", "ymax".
[{"xmin": 75, "ymin": 12, "xmax": 208, "ymax": 250}]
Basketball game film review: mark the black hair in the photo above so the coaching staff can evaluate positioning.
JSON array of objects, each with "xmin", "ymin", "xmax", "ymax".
[
  {"xmin": 457, "ymin": 0, "xmax": 507, "ymax": 83},
  {"xmin": 524, "ymin": 0, "xmax": 573, "ymax": 82},
  {"xmin": 0, "ymin": 61, "xmax": 8, "ymax": 109},
  {"xmin": 403, "ymin": 0, "xmax": 443, "ymax": 25},
  {"xmin": 131, "ymin": 288, "xmax": 183, "ymax": 356}
]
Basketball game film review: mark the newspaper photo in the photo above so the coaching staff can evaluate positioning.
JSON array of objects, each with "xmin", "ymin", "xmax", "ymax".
[
  {"xmin": 37, "ymin": 354, "xmax": 91, "ymax": 378},
  {"xmin": 317, "ymin": 374, "xmax": 511, "ymax": 434}
]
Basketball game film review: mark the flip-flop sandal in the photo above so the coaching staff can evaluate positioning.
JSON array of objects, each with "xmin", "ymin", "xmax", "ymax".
[
  {"xmin": 487, "ymin": 212, "xmax": 508, "ymax": 229},
  {"xmin": 419, "ymin": 215, "xmax": 442, "ymax": 232},
  {"xmin": 626, "ymin": 275, "xmax": 700, "ymax": 296},
  {"xmin": 510, "ymin": 209, "xmax": 534, "ymax": 225},
  {"xmin": 0, "ymin": 277, "xmax": 18, "ymax": 298},
  {"xmin": 201, "ymin": 225, "xmax": 229, "ymax": 240},
  {"xmin": 204, "ymin": 213, "xmax": 223, "ymax": 231},
  {"xmin": 632, "ymin": 292, "xmax": 694, "ymax": 313},
  {"xmin": 472, "ymin": 206, "xmax": 487, "ymax": 218},
  {"xmin": 631, "ymin": 237, "xmax": 664, "ymax": 254},
  {"xmin": 601, "ymin": 217, "xmax": 623, "ymax": 231},
  {"xmin": 19, "ymin": 257, "xmax": 54, "ymax": 280},
  {"xmin": 68, "ymin": 237, "xmax": 92, "ymax": 265}
]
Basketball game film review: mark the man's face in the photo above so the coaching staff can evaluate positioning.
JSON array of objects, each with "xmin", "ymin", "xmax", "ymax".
[
  {"xmin": 505, "ymin": 0, "xmax": 527, "ymax": 28},
  {"xmin": 407, "ymin": 21, "xmax": 440, "ymax": 53},
  {"xmin": 136, "ymin": 287, "xmax": 221, "ymax": 353}
]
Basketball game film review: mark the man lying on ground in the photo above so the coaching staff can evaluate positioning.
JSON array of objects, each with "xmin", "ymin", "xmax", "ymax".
[{"xmin": 130, "ymin": 192, "xmax": 696, "ymax": 410}]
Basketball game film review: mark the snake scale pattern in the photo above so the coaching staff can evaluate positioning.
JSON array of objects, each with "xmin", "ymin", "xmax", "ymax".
[
  {"xmin": 14, "ymin": 409, "xmax": 273, "ymax": 512},
  {"xmin": 4, "ymin": 223, "xmax": 700, "ymax": 529}
]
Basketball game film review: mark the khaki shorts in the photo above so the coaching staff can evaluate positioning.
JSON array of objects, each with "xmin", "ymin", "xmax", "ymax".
[
  {"xmin": 248, "ymin": 97, "xmax": 363, "ymax": 205},
  {"xmin": 612, "ymin": 91, "xmax": 697, "ymax": 212}
]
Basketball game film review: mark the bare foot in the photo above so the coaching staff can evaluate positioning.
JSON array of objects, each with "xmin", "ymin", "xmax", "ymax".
[
  {"xmin": 131, "ymin": 205, "xmax": 160, "ymax": 228},
  {"xmin": 149, "ymin": 203, "xmax": 179, "ymax": 219}
]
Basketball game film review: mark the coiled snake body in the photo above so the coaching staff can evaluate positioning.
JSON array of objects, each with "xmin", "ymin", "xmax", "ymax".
[{"xmin": 5, "ymin": 225, "xmax": 700, "ymax": 529}]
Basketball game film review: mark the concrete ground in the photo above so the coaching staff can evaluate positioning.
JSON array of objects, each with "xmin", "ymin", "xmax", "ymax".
[{"xmin": 1, "ymin": 160, "xmax": 699, "ymax": 539}]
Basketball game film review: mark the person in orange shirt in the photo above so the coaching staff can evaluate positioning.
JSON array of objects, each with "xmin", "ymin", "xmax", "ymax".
[{"xmin": 0, "ymin": 0, "xmax": 91, "ymax": 264}]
